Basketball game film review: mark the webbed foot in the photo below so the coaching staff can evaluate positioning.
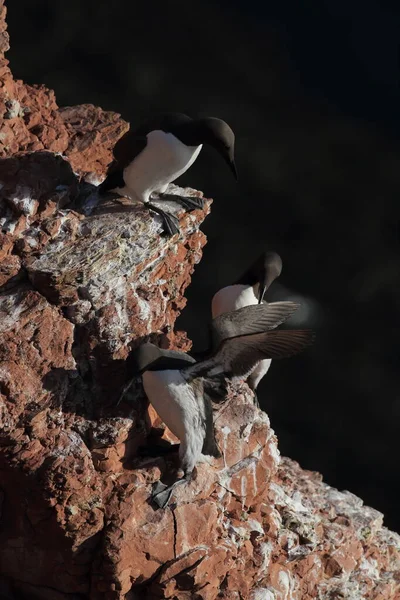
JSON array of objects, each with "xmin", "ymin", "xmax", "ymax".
[
  {"xmin": 159, "ymin": 193, "xmax": 205, "ymax": 211},
  {"xmin": 147, "ymin": 202, "xmax": 180, "ymax": 236},
  {"xmin": 151, "ymin": 477, "xmax": 188, "ymax": 509},
  {"xmin": 151, "ymin": 481, "xmax": 175, "ymax": 509}
]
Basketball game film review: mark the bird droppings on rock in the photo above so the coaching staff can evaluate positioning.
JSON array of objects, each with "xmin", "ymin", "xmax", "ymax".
[{"xmin": 0, "ymin": 2, "xmax": 400, "ymax": 598}]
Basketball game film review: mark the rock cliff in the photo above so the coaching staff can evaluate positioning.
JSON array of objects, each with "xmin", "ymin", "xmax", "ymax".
[{"xmin": 0, "ymin": 2, "xmax": 399, "ymax": 599}]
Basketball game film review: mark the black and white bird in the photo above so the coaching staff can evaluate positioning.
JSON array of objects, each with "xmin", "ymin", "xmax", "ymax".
[
  {"xmin": 211, "ymin": 251, "xmax": 285, "ymax": 395},
  {"xmin": 131, "ymin": 302, "xmax": 313, "ymax": 508},
  {"xmin": 99, "ymin": 113, "xmax": 237, "ymax": 236}
]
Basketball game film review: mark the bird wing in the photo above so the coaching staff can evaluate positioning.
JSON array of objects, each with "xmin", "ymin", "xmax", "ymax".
[
  {"xmin": 99, "ymin": 132, "xmax": 148, "ymax": 193},
  {"xmin": 220, "ymin": 330, "xmax": 314, "ymax": 378},
  {"xmin": 186, "ymin": 329, "xmax": 314, "ymax": 381},
  {"xmin": 112, "ymin": 131, "xmax": 148, "ymax": 166},
  {"xmin": 99, "ymin": 113, "xmax": 192, "ymax": 194},
  {"xmin": 110, "ymin": 113, "xmax": 193, "ymax": 168},
  {"xmin": 211, "ymin": 301, "xmax": 300, "ymax": 348}
]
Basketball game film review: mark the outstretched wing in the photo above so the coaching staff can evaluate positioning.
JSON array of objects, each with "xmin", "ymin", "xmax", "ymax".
[
  {"xmin": 211, "ymin": 301, "xmax": 300, "ymax": 348},
  {"xmin": 186, "ymin": 329, "xmax": 314, "ymax": 381},
  {"xmin": 221, "ymin": 330, "xmax": 314, "ymax": 378}
]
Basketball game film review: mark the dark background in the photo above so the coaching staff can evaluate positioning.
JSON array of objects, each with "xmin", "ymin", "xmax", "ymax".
[{"xmin": 7, "ymin": 1, "xmax": 400, "ymax": 531}]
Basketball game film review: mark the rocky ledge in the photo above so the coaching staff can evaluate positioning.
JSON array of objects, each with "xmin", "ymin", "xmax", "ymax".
[{"xmin": 0, "ymin": 2, "xmax": 399, "ymax": 599}]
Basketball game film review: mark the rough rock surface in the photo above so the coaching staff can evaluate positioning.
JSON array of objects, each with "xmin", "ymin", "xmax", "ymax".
[{"xmin": 0, "ymin": 3, "xmax": 399, "ymax": 599}]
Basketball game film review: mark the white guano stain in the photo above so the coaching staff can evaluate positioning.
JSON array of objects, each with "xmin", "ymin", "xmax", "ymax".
[{"xmin": 250, "ymin": 588, "xmax": 276, "ymax": 600}]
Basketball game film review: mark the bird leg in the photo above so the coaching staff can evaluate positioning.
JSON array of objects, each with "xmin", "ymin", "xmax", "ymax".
[
  {"xmin": 252, "ymin": 393, "xmax": 260, "ymax": 409},
  {"xmin": 116, "ymin": 377, "xmax": 135, "ymax": 406},
  {"xmin": 246, "ymin": 376, "xmax": 261, "ymax": 409},
  {"xmin": 147, "ymin": 202, "xmax": 180, "ymax": 236},
  {"xmin": 138, "ymin": 443, "xmax": 180, "ymax": 458},
  {"xmin": 151, "ymin": 471, "xmax": 192, "ymax": 509},
  {"xmin": 158, "ymin": 193, "xmax": 205, "ymax": 211}
]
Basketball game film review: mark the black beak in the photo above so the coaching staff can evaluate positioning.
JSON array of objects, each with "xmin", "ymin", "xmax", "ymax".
[
  {"xmin": 218, "ymin": 147, "xmax": 238, "ymax": 181},
  {"xmin": 258, "ymin": 281, "xmax": 267, "ymax": 304},
  {"xmin": 229, "ymin": 159, "xmax": 238, "ymax": 181}
]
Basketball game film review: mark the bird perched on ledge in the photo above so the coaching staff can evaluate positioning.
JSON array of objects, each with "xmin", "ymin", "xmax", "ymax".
[
  {"xmin": 99, "ymin": 112, "xmax": 237, "ymax": 236},
  {"xmin": 211, "ymin": 251, "xmax": 285, "ymax": 398},
  {"xmin": 131, "ymin": 303, "xmax": 313, "ymax": 508}
]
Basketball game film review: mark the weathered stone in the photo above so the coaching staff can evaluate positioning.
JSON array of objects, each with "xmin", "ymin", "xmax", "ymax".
[
  {"xmin": 59, "ymin": 103, "xmax": 129, "ymax": 179},
  {"xmin": 0, "ymin": 3, "xmax": 399, "ymax": 598}
]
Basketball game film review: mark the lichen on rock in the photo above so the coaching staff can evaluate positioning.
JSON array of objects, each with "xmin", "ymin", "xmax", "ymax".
[{"xmin": 0, "ymin": 2, "xmax": 399, "ymax": 598}]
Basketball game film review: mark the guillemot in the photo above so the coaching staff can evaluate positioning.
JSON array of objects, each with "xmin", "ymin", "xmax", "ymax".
[
  {"xmin": 99, "ymin": 112, "xmax": 237, "ymax": 236},
  {"xmin": 131, "ymin": 303, "xmax": 313, "ymax": 508},
  {"xmin": 131, "ymin": 342, "xmax": 221, "ymax": 509},
  {"xmin": 211, "ymin": 251, "xmax": 284, "ymax": 396},
  {"xmin": 119, "ymin": 300, "xmax": 298, "ymax": 404}
]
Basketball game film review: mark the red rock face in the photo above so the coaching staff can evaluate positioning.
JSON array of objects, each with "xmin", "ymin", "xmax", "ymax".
[{"xmin": 1, "ymin": 3, "xmax": 399, "ymax": 599}]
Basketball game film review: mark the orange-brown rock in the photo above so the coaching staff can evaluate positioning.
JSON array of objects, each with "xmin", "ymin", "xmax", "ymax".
[
  {"xmin": 0, "ymin": 0, "xmax": 128, "ymax": 174},
  {"xmin": 1, "ymin": 3, "xmax": 399, "ymax": 599}
]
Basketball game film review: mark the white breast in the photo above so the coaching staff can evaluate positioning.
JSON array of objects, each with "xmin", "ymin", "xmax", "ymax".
[
  {"xmin": 211, "ymin": 283, "xmax": 271, "ymax": 391},
  {"xmin": 142, "ymin": 370, "xmax": 203, "ymax": 442},
  {"xmin": 247, "ymin": 358, "xmax": 272, "ymax": 388},
  {"xmin": 122, "ymin": 130, "xmax": 202, "ymax": 203},
  {"xmin": 211, "ymin": 284, "xmax": 258, "ymax": 318}
]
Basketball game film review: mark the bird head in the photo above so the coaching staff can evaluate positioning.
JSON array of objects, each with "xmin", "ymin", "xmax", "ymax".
[
  {"xmin": 185, "ymin": 117, "xmax": 237, "ymax": 180},
  {"xmin": 236, "ymin": 251, "xmax": 282, "ymax": 303},
  {"xmin": 129, "ymin": 342, "xmax": 161, "ymax": 375}
]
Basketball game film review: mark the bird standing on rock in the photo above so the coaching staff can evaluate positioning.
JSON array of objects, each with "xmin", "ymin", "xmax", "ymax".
[
  {"xmin": 131, "ymin": 303, "xmax": 313, "ymax": 508},
  {"xmin": 211, "ymin": 251, "xmax": 286, "ymax": 398},
  {"xmin": 99, "ymin": 113, "xmax": 237, "ymax": 236}
]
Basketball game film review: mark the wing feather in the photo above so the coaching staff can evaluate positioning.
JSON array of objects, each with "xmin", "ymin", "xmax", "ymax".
[
  {"xmin": 211, "ymin": 301, "xmax": 300, "ymax": 348},
  {"xmin": 186, "ymin": 329, "xmax": 314, "ymax": 381},
  {"xmin": 222, "ymin": 330, "xmax": 315, "ymax": 378}
]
